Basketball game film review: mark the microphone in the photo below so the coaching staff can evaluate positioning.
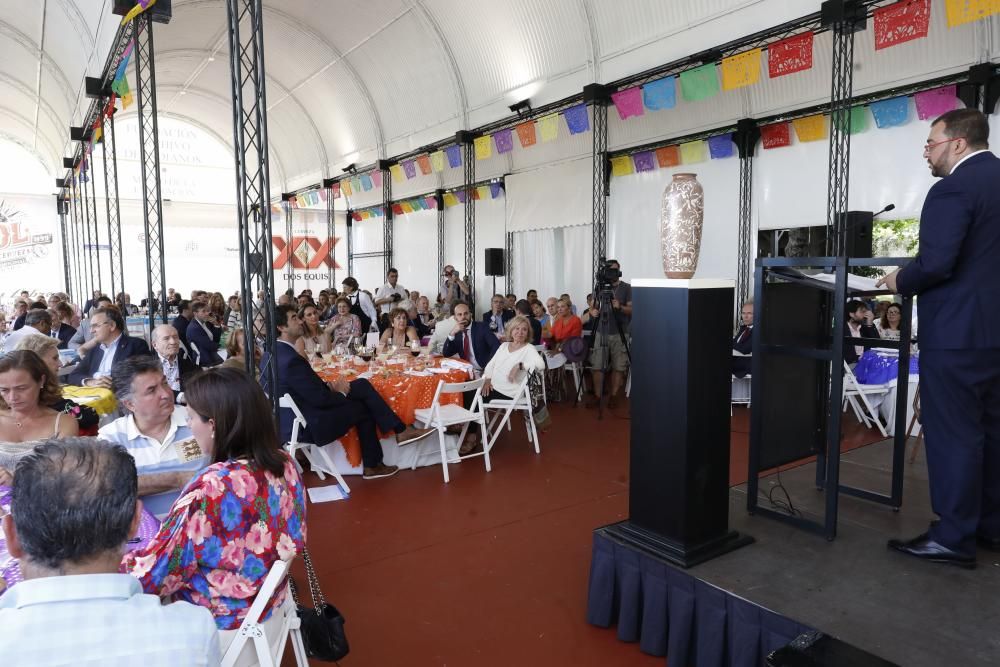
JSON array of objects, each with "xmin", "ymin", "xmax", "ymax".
[{"xmin": 874, "ymin": 203, "xmax": 895, "ymax": 217}]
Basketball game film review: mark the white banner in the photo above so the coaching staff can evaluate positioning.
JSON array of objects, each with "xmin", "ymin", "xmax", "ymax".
[{"xmin": 2, "ymin": 194, "xmax": 64, "ymax": 301}]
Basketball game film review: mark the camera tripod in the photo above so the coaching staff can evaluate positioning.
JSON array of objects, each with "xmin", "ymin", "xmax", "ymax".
[{"xmin": 575, "ymin": 283, "xmax": 631, "ymax": 420}]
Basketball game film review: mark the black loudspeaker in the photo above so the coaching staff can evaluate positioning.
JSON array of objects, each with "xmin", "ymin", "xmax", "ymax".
[
  {"xmin": 842, "ymin": 210, "xmax": 874, "ymax": 258},
  {"xmin": 485, "ymin": 248, "xmax": 504, "ymax": 276}
]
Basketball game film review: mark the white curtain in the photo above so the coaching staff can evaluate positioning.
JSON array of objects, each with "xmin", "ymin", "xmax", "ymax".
[
  {"xmin": 512, "ymin": 229, "xmax": 557, "ymax": 300},
  {"xmin": 560, "ymin": 224, "xmax": 593, "ymax": 306},
  {"xmin": 393, "ymin": 208, "xmax": 439, "ymax": 297}
]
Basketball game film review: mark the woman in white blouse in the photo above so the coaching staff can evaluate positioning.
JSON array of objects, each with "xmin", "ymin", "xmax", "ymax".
[{"xmin": 481, "ymin": 315, "xmax": 545, "ymax": 400}]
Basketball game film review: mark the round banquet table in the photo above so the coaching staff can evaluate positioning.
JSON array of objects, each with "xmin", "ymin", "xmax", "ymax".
[
  {"xmin": 60, "ymin": 384, "xmax": 118, "ymax": 416},
  {"xmin": 854, "ymin": 349, "xmax": 919, "ymax": 385},
  {"xmin": 312, "ymin": 355, "xmax": 472, "ymax": 468},
  {"xmin": 0, "ymin": 485, "xmax": 160, "ymax": 595}
]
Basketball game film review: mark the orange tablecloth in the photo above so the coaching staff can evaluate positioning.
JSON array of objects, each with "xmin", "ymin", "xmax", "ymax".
[{"xmin": 313, "ymin": 357, "xmax": 469, "ymax": 467}]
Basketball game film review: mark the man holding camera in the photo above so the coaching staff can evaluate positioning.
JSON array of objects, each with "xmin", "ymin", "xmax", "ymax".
[
  {"xmin": 587, "ymin": 259, "xmax": 632, "ymax": 409},
  {"xmin": 375, "ymin": 268, "xmax": 409, "ymax": 317},
  {"xmin": 439, "ymin": 264, "xmax": 470, "ymax": 309}
]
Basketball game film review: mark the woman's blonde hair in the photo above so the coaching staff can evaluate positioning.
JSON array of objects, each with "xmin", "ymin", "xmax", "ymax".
[
  {"xmin": 15, "ymin": 333, "xmax": 59, "ymax": 360},
  {"xmin": 503, "ymin": 315, "xmax": 533, "ymax": 341}
]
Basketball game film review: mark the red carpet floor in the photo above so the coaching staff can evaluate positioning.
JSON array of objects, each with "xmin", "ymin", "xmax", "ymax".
[{"xmin": 290, "ymin": 401, "xmax": 882, "ymax": 666}]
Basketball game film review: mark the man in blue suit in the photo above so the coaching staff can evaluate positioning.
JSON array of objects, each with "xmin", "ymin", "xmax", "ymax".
[
  {"xmin": 444, "ymin": 302, "xmax": 500, "ymax": 372},
  {"xmin": 69, "ymin": 307, "xmax": 151, "ymax": 387},
  {"xmin": 186, "ymin": 301, "xmax": 223, "ymax": 367},
  {"xmin": 481, "ymin": 294, "xmax": 515, "ymax": 336},
  {"xmin": 266, "ymin": 305, "xmax": 433, "ymax": 480},
  {"xmin": 878, "ymin": 109, "xmax": 1000, "ymax": 568}
]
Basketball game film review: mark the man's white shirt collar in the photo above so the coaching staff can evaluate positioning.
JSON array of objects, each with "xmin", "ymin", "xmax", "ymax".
[{"xmin": 950, "ymin": 149, "xmax": 989, "ymax": 175}]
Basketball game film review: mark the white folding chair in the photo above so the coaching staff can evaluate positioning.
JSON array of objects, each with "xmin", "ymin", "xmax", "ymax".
[
  {"xmin": 279, "ymin": 394, "xmax": 350, "ymax": 494},
  {"xmin": 483, "ymin": 375, "xmax": 540, "ymax": 454},
  {"xmin": 731, "ymin": 375, "xmax": 752, "ymax": 414},
  {"xmin": 842, "ymin": 362, "xmax": 890, "ymax": 437},
  {"xmin": 413, "ymin": 377, "xmax": 489, "ymax": 483},
  {"xmin": 221, "ymin": 558, "xmax": 307, "ymax": 667}
]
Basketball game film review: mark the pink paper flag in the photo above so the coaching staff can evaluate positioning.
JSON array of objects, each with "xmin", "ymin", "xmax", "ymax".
[
  {"xmin": 611, "ymin": 87, "xmax": 644, "ymax": 120},
  {"xmin": 371, "ymin": 170, "xmax": 382, "ymax": 188},
  {"xmin": 913, "ymin": 86, "xmax": 958, "ymax": 120}
]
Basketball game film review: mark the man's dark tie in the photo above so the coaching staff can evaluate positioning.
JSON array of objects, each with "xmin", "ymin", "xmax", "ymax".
[{"xmin": 462, "ymin": 330, "xmax": 471, "ymax": 360}]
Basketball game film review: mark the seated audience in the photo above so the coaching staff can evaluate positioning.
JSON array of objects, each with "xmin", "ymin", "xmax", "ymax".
[
  {"xmin": 69, "ymin": 306, "xmax": 151, "ymax": 387},
  {"xmin": 266, "ymin": 305, "xmax": 433, "ymax": 480},
  {"xmin": 327, "ymin": 297, "xmax": 363, "ymax": 349},
  {"xmin": 296, "ymin": 304, "xmax": 331, "ymax": 359},
  {"xmin": 483, "ymin": 294, "xmax": 515, "ymax": 336},
  {"xmin": 81, "ymin": 289, "xmax": 104, "ymax": 314},
  {"xmin": 428, "ymin": 314, "xmax": 457, "ymax": 354},
  {"xmin": 732, "ymin": 301, "xmax": 754, "ymax": 378},
  {"xmin": 548, "ymin": 299, "xmax": 583, "ymax": 352},
  {"xmin": 69, "ymin": 295, "xmax": 113, "ymax": 353},
  {"xmin": 14, "ymin": 335, "xmax": 99, "ymax": 434},
  {"xmin": 443, "ymin": 303, "xmax": 500, "ymax": 373},
  {"xmin": 878, "ymin": 303, "xmax": 904, "ymax": 341},
  {"xmin": 121, "ymin": 369, "xmax": 306, "ymax": 661},
  {"xmin": 416, "ymin": 295, "xmax": 436, "ymax": 328},
  {"xmin": 224, "ymin": 295, "xmax": 241, "ymax": 329},
  {"xmin": 845, "ymin": 299, "xmax": 879, "ymax": 365},
  {"xmin": 514, "ymin": 299, "xmax": 542, "ymax": 345},
  {"xmin": 406, "ymin": 303, "xmax": 432, "ymax": 338},
  {"xmin": 116, "ymin": 292, "xmax": 139, "ymax": 316},
  {"xmin": 0, "ymin": 438, "xmax": 219, "ymax": 663},
  {"xmin": 151, "ymin": 324, "xmax": 196, "ymax": 398},
  {"xmin": 2, "ymin": 308, "xmax": 54, "ymax": 350},
  {"xmin": 51, "ymin": 302, "xmax": 77, "ymax": 349},
  {"xmin": 221, "ymin": 328, "xmax": 260, "ymax": 378},
  {"xmin": 186, "ymin": 301, "xmax": 224, "ymax": 367},
  {"xmin": 0, "ymin": 350, "xmax": 80, "ymax": 483},
  {"xmin": 12, "ymin": 301, "xmax": 45, "ymax": 331},
  {"xmin": 560, "ymin": 293, "xmax": 578, "ymax": 316},
  {"xmin": 526, "ymin": 289, "xmax": 538, "ymax": 302},
  {"xmin": 171, "ymin": 299, "xmax": 193, "ymax": 353},
  {"xmin": 379, "ymin": 307, "xmax": 420, "ymax": 351},
  {"xmin": 531, "ymin": 299, "xmax": 551, "ymax": 340},
  {"xmin": 505, "ymin": 293, "xmax": 517, "ymax": 311},
  {"xmin": 481, "ymin": 316, "xmax": 545, "ymax": 401},
  {"xmin": 99, "ymin": 357, "xmax": 210, "ymax": 517}
]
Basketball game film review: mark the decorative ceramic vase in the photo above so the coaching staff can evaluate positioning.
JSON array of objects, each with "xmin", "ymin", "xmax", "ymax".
[{"xmin": 659, "ymin": 173, "xmax": 704, "ymax": 279}]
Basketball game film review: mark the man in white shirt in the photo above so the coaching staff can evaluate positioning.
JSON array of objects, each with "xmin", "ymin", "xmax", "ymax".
[
  {"xmin": 0, "ymin": 437, "xmax": 219, "ymax": 664},
  {"xmin": 374, "ymin": 267, "xmax": 408, "ymax": 316},
  {"xmin": 1, "ymin": 308, "xmax": 52, "ymax": 350},
  {"xmin": 99, "ymin": 356, "xmax": 209, "ymax": 517}
]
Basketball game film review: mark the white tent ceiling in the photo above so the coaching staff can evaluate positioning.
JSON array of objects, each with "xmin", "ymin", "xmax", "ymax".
[{"xmin": 1, "ymin": 0, "xmax": 997, "ymax": 192}]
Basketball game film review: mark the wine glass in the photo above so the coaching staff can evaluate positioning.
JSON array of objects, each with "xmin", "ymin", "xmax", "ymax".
[{"xmin": 410, "ymin": 340, "xmax": 420, "ymax": 357}]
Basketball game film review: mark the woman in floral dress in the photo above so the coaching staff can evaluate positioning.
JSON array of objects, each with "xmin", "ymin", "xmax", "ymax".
[{"xmin": 122, "ymin": 367, "xmax": 307, "ymax": 661}]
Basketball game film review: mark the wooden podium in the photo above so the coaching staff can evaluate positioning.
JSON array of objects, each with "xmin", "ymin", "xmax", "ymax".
[{"xmin": 601, "ymin": 278, "xmax": 753, "ymax": 568}]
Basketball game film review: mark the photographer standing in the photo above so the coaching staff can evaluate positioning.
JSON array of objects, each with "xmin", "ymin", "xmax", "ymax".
[
  {"xmin": 587, "ymin": 259, "xmax": 632, "ymax": 409},
  {"xmin": 375, "ymin": 267, "xmax": 408, "ymax": 316},
  {"xmin": 439, "ymin": 264, "xmax": 470, "ymax": 310}
]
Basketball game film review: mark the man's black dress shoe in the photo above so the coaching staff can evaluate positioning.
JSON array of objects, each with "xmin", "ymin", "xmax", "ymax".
[
  {"xmin": 977, "ymin": 535, "xmax": 1000, "ymax": 552},
  {"xmin": 887, "ymin": 535, "xmax": 976, "ymax": 569}
]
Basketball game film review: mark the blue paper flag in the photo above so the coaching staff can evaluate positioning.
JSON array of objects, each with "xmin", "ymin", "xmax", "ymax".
[
  {"xmin": 490, "ymin": 182, "xmax": 503, "ymax": 198},
  {"xmin": 708, "ymin": 133, "xmax": 734, "ymax": 159},
  {"xmin": 445, "ymin": 144, "xmax": 462, "ymax": 168},
  {"xmin": 870, "ymin": 96, "xmax": 909, "ymax": 129},
  {"xmin": 360, "ymin": 173, "xmax": 373, "ymax": 191},
  {"xmin": 563, "ymin": 104, "xmax": 590, "ymax": 135},
  {"xmin": 642, "ymin": 77, "xmax": 676, "ymax": 111}
]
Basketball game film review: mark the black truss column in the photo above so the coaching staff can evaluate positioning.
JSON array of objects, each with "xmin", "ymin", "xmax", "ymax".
[
  {"xmin": 79, "ymin": 159, "xmax": 96, "ymax": 298},
  {"xmin": 734, "ymin": 119, "xmax": 760, "ymax": 322},
  {"xmin": 132, "ymin": 14, "xmax": 168, "ymax": 327},
  {"xmin": 323, "ymin": 179, "xmax": 337, "ymax": 289},
  {"xmin": 56, "ymin": 196, "xmax": 72, "ymax": 296},
  {"xmin": 70, "ymin": 173, "xmax": 87, "ymax": 302},
  {"xmin": 86, "ymin": 139, "xmax": 104, "ymax": 295},
  {"xmin": 225, "ymin": 0, "xmax": 279, "ymax": 409},
  {"xmin": 822, "ymin": 0, "xmax": 865, "ymax": 256},
  {"xmin": 435, "ymin": 189, "xmax": 445, "ymax": 281},
  {"xmin": 346, "ymin": 209, "xmax": 354, "ymax": 276},
  {"xmin": 505, "ymin": 230, "xmax": 513, "ymax": 295},
  {"xmin": 382, "ymin": 164, "xmax": 392, "ymax": 275},
  {"xmin": 102, "ymin": 110, "xmax": 125, "ymax": 301},
  {"xmin": 585, "ymin": 84, "xmax": 610, "ymax": 288},
  {"xmin": 457, "ymin": 132, "xmax": 475, "ymax": 306},
  {"xmin": 282, "ymin": 196, "xmax": 294, "ymax": 294}
]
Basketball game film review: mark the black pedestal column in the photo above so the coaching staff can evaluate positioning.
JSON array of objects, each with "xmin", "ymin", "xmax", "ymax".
[{"xmin": 601, "ymin": 278, "xmax": 753, "ymax": 568}]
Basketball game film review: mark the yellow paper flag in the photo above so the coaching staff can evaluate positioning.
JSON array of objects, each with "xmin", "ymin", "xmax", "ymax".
[
  {"xmin": 945, "ymin": 0, "xmax": 999, "ymax": 27},
  {"xmin": 443, "ymin": 192, "xmax": 459, "ymax": 207},
  {"xmin": 390, "ymin": 164, "xmax": 405, "ymax": 181},
  {"xmin": 720, "ymin": 49, "xmax": 761, "ymax": 91},
  {"xmin": 401, "ymin": 201, "xmax": 414, "ymax": 214},
  {"xmin": 474, "ymin": 135, "xmax": 492, "ymax": 160},
  {"xmin": 610, "ymin": 156, "xmax": 634, "ymax": 177},
  {"xmin": 477, "ymin": 185, "xmax": 490, "ymax": 200},
  {"xmin": 680, "ymin": 140, "xmax": 707, "ymax": 164},
  {"xmin": 538, "ymin": 114, "xmax": 559, "ymax": 143},
  {"xmin": 430, "ymin": 151, "xmax": 445, "ymax": 172},
  {"xmin": 792, "ymin": 114, "xmax": 827, "ymax": 142},
  {"xmin": 342, "ymin": 179, "xmax": 353, "ymax": 196}
]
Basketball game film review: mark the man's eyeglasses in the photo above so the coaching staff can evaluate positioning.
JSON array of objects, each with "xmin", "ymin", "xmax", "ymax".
[{"xmin": 923, "ymin": 137, "xmax": 965, "ymax": 152}]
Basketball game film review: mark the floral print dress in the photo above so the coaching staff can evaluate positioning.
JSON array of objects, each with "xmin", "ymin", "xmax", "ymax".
[{"xmin": 122, "ymin": 456, "xmax": 307, "ymax": 630}]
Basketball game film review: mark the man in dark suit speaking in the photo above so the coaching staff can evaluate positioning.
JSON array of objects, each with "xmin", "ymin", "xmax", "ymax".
[
  {"xmin": 878, "ymin": 109, "xmax": 1000, "ymax": 569},
  {"xmin": 266, "ymin": 305, "xmax": 433, "ymax": 481}
]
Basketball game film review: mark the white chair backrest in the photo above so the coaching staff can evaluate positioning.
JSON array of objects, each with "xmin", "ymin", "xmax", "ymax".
[
  {"xmin": 220, "ymin": 557, "xmax": 293, "ymax": 667},
  {"xmin": 279, "ymin": 394, "xmax": 307, "ymax": 443}
]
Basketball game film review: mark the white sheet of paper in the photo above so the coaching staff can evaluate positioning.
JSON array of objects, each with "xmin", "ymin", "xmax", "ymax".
[{"xmin": 307, "ymin": 485, "xmax": 349, "ymax": 503}]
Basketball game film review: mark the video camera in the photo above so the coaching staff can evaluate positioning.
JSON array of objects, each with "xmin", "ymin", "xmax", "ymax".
[{"xmin": 595, "ymin": 258, "xmax": 621, "ymax": 290}]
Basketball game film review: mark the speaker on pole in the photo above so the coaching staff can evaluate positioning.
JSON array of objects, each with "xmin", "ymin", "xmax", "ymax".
[{"xmin": 485, "ymin": 248, "xmax": 505, "ymax": 276}]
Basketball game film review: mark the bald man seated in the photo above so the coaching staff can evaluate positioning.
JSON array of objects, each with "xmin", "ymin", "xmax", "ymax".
[{"xmin": 150, "ymin": 324, "xmax": 197, "ymax": 400}]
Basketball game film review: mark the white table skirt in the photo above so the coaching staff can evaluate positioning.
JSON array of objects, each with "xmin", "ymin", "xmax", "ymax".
[
  {"xmin": 319, "ymin": 430, "xmax": 465, "ymax": 475},
  {"xmin": 878, "ymin": 376, "xmax": 920, "ymax": 437}
]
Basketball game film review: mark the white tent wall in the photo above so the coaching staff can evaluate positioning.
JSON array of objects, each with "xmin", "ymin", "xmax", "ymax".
[
  {"xmin": 392, "ymin": 208, "xmax": 439, "ymax": 300},
  {"xmin": 473, "ymin": 197, "xmax": 507, "ymax": 315}
]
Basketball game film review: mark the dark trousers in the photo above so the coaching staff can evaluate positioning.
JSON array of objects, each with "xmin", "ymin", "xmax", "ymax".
[
  {"xmin": 343, "ymin": 378, "xmax": 405, "ymax": 469},
  {"xmin": 920, "ymin": 349, "xmax": 1000, "ymax": 553}
]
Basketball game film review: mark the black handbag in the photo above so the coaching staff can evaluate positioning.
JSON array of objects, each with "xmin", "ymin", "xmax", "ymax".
[{"xmin": 290, "ymin": 547, "xmax": 350, "ymax": 662}]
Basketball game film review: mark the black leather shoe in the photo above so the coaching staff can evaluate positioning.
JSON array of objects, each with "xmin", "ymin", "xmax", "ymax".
[
  {"xmin": 887, "ymin": 535, "xmax": 976, "ymax": 569},
  {"xmin": 977, "ymin": 535, "xmax": 1000, "ymax": 552}
]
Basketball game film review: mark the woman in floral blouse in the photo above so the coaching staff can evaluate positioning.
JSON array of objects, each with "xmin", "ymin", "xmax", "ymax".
[
  {"xmin": 326, "ymin": 296, "xmax": 362, "ymax": 349},
  {"xmin": 122, "ymin": 367, "xmax": 307, "ymax": 648}
]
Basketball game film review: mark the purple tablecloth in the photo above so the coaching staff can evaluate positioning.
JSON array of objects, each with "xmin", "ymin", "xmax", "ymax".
[
  {"xmin": 0, "ymin": 485, "xmax": 160, "ymax": 594},
  {"xmin": 854, "ymin": 350, "xmax": 919, "ymax": 385}
]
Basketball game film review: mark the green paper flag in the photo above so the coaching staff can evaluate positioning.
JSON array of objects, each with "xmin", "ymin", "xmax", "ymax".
[
  {"xmin": 680, "ymin": 64, "xmax": 720, "ymax": 102},
  {"xmin": 849, "ymin": 106, "xmax": 868, "ymax": 134}
]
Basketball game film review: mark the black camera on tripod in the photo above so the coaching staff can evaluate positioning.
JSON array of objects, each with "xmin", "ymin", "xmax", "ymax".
[{"xmin": 595, "ymin": 258, "xmax": 621, "ymax": 289}]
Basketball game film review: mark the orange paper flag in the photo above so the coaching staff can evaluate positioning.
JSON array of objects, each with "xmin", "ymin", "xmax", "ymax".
[
  {"xmin": 515, "ymin": 121, "xmax": 537, "ymax": 147},
  {"xmin": 655, "ymin": 145, "xmax": 681, "ymax": 168}
]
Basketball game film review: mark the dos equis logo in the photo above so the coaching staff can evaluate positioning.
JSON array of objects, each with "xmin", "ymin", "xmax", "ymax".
[{"xmin": 271, "ymin": 235, "xmax": 340, "ymax": 272}]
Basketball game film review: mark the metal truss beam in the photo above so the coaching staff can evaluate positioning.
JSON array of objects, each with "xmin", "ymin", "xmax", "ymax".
[
  {"xmin": 79, "ymin": 161, "xmax": 96, "ymax": 298},
  {"xmin": 225, "ymin": 0, "xmax": 279, "ymax": 411},
  {"xmin": 505, "ymin": 231, "xmax": 513, "ymax": 295},
  {"xmin": 102, "ymin": 111, "xmax": 125, "ymax": 301},
  {"xmin": 326, "ymin": 185, "xmax": 336, "ymax": 290},
  {"xmin": 133, "ymin": 14, "xmax": 168, "ymax": 326},
  {"xmin": 383, "ymin": 168, "xmax": 393, "ymax": 276},
  {"xmin": 57, "ymin": 198, "xmax": 72, "ymax": 296},
  {"xmin": 463, "ymin": 141, "xmax": 475, "ymax": 306},
  {"xmin": 826, "ymin": 7, "xmax": 862, "ymax": 256},
  {"xmin": 86, "ymin": 148, "xmax": 103, "ymax": 295},
  {"xmin": 70, "ymin": 177, "xmax": 86, "ymax": 302},
  {"xmin": 591, "ymin": 102, "xmax": 608, "ymax": 288},
  {"xmin": 436, "ymin": 190, "xmax": 445, "ymax": 281},
  {"xmin": 284, "ymin": 201, "xmax": 294, "ymax": 294},
  {"xmin": 734, "ymin": 118, "xmax": 760, "ymax": 323},
  {"xmin": 346, "ymin": 210, "xmax": 354, "ymax": 276}
]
